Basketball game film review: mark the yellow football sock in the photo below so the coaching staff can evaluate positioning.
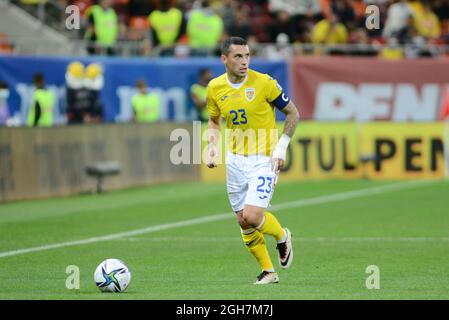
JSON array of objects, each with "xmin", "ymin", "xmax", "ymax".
[
  {"xmin": 256, "ymin": 211, "xmax": 286, "ymax": 242},
  {"xmin": 241, "ymin": 228, "xmax": 274, "ymax": 272}
]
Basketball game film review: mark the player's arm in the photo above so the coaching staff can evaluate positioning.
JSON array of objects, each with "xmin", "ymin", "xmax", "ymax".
[
  {"xmin": 206, "ymin": 114, "xmax": 220, "ymax": 168},
  {"xmin": 280, "ymin": 100, "xmax": 300, "ymax": 138},
  {"xmin": 272, "ymin": 100, "xmax": 299, "ymax": 172},
  {"xmin": 272, "ymin": 100, "xmax": 299, "ymax": 173},
  {"xmin": 206, "ymin": 85, "xmax": 221, "ymax": 168},
  {"xmin": 266, "ymin": 76, "xmax": 300, "ymax": 173}
]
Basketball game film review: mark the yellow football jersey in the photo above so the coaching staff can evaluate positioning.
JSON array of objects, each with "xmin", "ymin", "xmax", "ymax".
[{"xmin": 207, "ymin": 69, "xmax": 289, "ymax": 156}]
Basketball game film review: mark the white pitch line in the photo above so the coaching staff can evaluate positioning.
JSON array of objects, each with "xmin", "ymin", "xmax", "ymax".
[
  {"xmin": 0, "ymin": 180, "xmax": 435, "ymax": 258},
  {"xmin": 116, "ymin": 236, "xmax": 449, "ymax": 243}
]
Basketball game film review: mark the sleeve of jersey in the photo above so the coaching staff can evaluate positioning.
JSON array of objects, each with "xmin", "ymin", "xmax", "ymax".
[
  {"xmin": 266, "ymin": 77, "xmax": 290, "ymax": 110},
  {"xmin": 206, "ymin": 85, "xmax": 220, "ymax": 118}
]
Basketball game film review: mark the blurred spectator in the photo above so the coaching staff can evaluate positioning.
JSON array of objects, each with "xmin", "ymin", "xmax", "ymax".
[
  {"xmin": 84, "ymin": 63, "xmax": 104, "ymax": 123},
  {"xmin": 412, "ymin": 0, "xmax": 441, "ymax": 40},
  {"xmin": 71, "ymin": 0, "xmax": 93, "ymax": 16},
  {"xmin": 269, "ymin": 0, "xmax": 323, "ymax": 42},
  {"xmin": 433, "ymin": 0, "xmax": 449, "ymax": 30},
  {"xmin": 350, "ymin": 28, "xmax": 370, "ymax": 44},
  {"xmin": 268, "ymin": 10, "xmax": 296, "ymax": 43},
  {"xmin": 311, "ymin": 11, "xmax": 348, "ymax": 44},
  {"xmin": 263, "ymin": 32, "xmax": 294, "ymax": 59},
  {"xmin": 401, "ymin": 15, "xmax": 429, "ymax": 58},
  {"xmin": 132, "ymin": 79, "xmax": 161, "ymax": 123},
  {"xmin": 27, "ymin": 73, "xmax": 55, "ymax": 127},
  {"xmin": 347, "ymin": 28, "xmax": 379, "ymax": 56},
  {"xmin": 433, "ymin": 0, "xmax": 449, "ymax": 20},
  {"xmin": 379, "ymin": 37, "xmax": 405, "ymax": 59},
  {"xmin": 433, "ymin": 0, "xmax": 449, "ymax": 40},
  {"xmin": 226, "ymin": 4, "xmax": 255, "ymax": 42},
  {"xmin": 331, "ymin": 0, "xmax": 356, "ymax": 30},
  {"xmin": 382, "ymin": 0, "xmax": 412, "ymax": 41},
  {"xmin": 218, "ymin": 0, "xmax": 238, "ymax": 31},
  {"xmin": 269, "ymin": 0, "xmax": 321, "ymax": 17},
  {"xmin": 187, "ymin": 0, "xmax": 224, "ymax": 56},
  {"xmin": 190, "ymin": 68, "xmax": 212, "ymax": 122},
  {"xmin": 148, "ymin": 0, "xmax": 185, "ymax": 56},
  {"xmin": 128, "ymin": 0, "xmax": 154, "ymax": 16},
  {"xmin": 127, "ymin": 17, "xmax": 152, "ymax": 56},
  {"xmin": 84, "ymin": 0, "xmax": 119, "ymax": 55},
  {"xmin": 352, "ymin": 0, "xmax": 368, "ymax": 23},
  {"xmin": 65, "ymin": 61, "xmax": 91, "ymax": 125},
  {"xmin": 0, "ymin": 82, "xmax": 10, "ymax": 126}
]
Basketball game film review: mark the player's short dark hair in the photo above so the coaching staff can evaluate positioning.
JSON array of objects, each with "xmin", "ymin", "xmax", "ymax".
[{"xmin": 221, "ymin": 37, "xmax": 247, "ymax": 56}]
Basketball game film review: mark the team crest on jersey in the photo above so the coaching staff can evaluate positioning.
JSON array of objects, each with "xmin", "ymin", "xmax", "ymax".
[{"xmin": 245, "ymin": 88, "xmax": 256, "ymax": 102}]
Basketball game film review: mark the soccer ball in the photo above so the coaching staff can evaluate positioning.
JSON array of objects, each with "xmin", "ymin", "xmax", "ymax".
[{"xmin": 94, "ymin": 258, "xmax": 131, "ymax": 292}]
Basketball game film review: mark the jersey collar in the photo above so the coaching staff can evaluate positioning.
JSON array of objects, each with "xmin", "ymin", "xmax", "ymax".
[{"xmin": 226, "ymin": 73, "xmax": 248, "ymax": 90}]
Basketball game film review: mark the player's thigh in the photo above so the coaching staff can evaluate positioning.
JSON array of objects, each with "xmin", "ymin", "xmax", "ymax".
[
  {"xmin": 245, "ymin": 158, "xmax": 276, "ymax": 209},
  {"xmin": 226, "ymin": 155, "xmax": 248, "ymax": 212}
]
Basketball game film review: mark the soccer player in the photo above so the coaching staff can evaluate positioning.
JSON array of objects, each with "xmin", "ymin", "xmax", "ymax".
[{"xmin": 206, "ymin": 37, "xmax": 300, "ymax": 284}]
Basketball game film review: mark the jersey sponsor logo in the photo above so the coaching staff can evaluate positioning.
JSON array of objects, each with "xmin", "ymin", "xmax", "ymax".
[{"xmin": 245, "ymin": 88, "xmax": 256, "ymax": 102}]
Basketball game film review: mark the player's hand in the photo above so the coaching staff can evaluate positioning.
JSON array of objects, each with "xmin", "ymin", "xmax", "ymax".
[
  {"xmin": 271, "ymin": 134, "xmax": 290, "ymax": 174},
  {"xmin": 206, "ymin": 143, "xmax": 218, "ymax": 168},
  {"xmin": 271, "ymin": 158, "xmax": 284, "ymax": 174}
]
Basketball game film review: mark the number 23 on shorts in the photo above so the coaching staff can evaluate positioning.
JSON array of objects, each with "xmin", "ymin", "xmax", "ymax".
[{"xmin": 256, "ymin": 176, "xmax": 273, "ymax": 200}]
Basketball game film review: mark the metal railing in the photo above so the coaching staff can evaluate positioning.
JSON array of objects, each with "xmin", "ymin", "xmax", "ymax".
[{"xmin": 1, "ymin": 37, "xmax": 449, "ymax": 59}]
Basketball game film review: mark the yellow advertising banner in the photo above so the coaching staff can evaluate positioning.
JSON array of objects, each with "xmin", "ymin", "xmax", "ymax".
[
  {"xmin": 200, "ymin": 122, "xmax": 449, "ymax": 181},
  {"xmin": 359, "ymin": 123, "xmax": 447, "ymax": 179},
  {"xmin": 285, "ymin": 122, "xmax": 360, "ymax": 180}
]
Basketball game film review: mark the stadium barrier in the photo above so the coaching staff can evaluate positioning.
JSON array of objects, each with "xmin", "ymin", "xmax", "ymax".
[
  {"xmin": 1, "ymin": 56, "xmax": 448, "ymax": 124},
  {"xmin": 201, "ymin": 122, "xmax": 449, "ymax": 182},
  {"xmin": 0, "ymin": 55, "xmax": 289, "ymax": 124},
  {"xmin": 0, "ymin": 123, "xmax": 198, "ymax": 202}
]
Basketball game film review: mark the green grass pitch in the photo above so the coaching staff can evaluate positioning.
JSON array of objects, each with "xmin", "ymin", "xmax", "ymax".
[{"xmin": 0, "ymin": 179, "xmax": 448, "ymax": 300}]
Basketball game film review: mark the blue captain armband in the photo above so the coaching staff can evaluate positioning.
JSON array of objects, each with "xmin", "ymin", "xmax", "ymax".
[{"xmin": 271, "ymin": 92, "xmax": 290, "ymax": 110}]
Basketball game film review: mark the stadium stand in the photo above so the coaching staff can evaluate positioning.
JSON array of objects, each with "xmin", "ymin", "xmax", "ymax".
[{"xmin": 0, "ymin": 0, "xmax": 447, "ymax": 57}]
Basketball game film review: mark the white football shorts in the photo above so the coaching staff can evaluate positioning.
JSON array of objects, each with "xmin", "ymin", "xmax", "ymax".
[{"xmin": 226, "ymin": 152, "xmax": 277, "ymax": 213}]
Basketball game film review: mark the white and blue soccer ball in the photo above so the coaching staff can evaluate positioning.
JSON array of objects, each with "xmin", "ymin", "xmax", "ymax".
[{"xmin": 94, "ymin": 258, "xmax": 131, "ymax": 293}]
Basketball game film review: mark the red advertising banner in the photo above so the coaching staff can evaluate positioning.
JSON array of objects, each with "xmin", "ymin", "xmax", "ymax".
[{"xmin": 290, "ymin": 57, "xmax": 449, "ymax": 121}]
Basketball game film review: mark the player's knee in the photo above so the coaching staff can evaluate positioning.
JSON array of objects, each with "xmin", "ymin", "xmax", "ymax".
[
  {"xmin": 236, "ymin": 211, "xmax": 251, "ymax": 229},
  {"xmin": 242, "ymin": 207, "xmax": 264, "ymax": 227}
]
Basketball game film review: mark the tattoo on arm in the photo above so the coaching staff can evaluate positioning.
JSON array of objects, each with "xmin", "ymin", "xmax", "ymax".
[{"xmin": 280, "ymin": 101, "xmax": 300, "ymax": 137}]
